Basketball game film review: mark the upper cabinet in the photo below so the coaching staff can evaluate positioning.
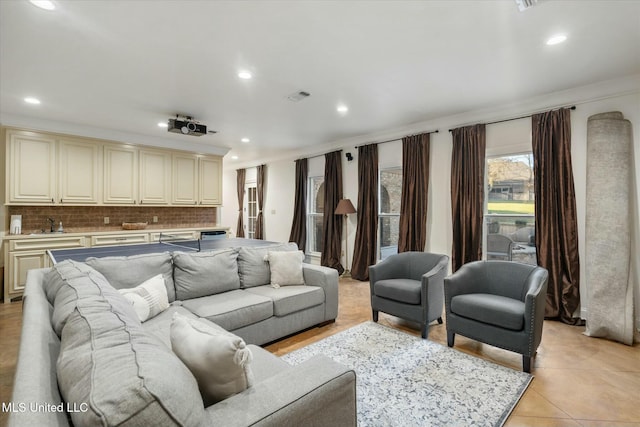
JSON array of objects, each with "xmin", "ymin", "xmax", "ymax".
[
  {"xmin": 103, "ymin": 145, "xmax": 138, "ymax": 204},
  {"xmin": 4, "ymin": 128, "xmax": 223, "ymax": 206},
  {"xmin": 199, "ymin": 156, "xmax": 222, "ymax": 205},
  {"xmin": 172, "ymin": 154, "xmax": 223, "ymax": 206},
  {"xmin": 59, "ymin": 138, "xmax": 101, "ymax": 204},
  {"xmin": 139, "ymin": 149, "xmax": 171, "ymax": 205},
  {"xmin": 172, "ymin": 154, "xmax": 199, "ymax": 205},
  {"xmin": 7, "ymin": 130, "xmax": 57, "ymax": 204}
]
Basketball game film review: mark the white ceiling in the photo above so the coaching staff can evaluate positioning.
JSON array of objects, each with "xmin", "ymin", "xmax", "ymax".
[{"xmin": 1, "ymin": 0, "xmax": 639, "ymax": 165}]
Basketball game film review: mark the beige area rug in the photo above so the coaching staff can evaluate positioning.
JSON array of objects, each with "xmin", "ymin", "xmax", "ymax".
[{"xmin": 282, "ymin": 322, "xmax": 531, "ymax": 427}]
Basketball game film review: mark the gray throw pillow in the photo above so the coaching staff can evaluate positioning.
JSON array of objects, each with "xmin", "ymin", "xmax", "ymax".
[
  {"xmin": 172, "ymin": 249, "xmax": 240, "ymax": 300},
  {"xmin": 237, "ymin": 243, "xmax": 298, "ymax": 288},
  {"xmin": 170, "ymin": 312, "xmax": 254, "ymax": 406},
  {"xmin": 86, "ymin": 252, "xmax": 176, "ymax": 302}
]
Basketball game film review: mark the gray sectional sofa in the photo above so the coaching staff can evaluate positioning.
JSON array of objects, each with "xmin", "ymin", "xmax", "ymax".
[{"xmin": 9, "ymin": 243, "xmax": 357, "ymax": 427}]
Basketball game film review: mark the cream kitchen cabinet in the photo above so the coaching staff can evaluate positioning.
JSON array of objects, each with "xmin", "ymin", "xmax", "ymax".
[
  {"xmin": 58, "ymin": 138, "xmax": 101, "ymax": 204},
  {"xmin": 172, "ymin": 154, "xmax": 199, "ymax": 205},
  {"xmin": 172, "ymin": 154, "xmax": 222, "ymax": 205},
  {"xmin": 6, "ymin": 130, "xmax": 57, "ymax": 204},
  {"xmin": 199, "ymin": 156, "xmax": 222, "ymax": 205},
  {"xmin": 103, "ymin": 145, "xmax": 138, "ymax": 204},
  {"xmin": 5, "ymin": 127, "xmax": 222, "ymax": 206},
  {"xmin": 139, "ymin": 149, "xmax": 171, "ymax": 205},
  {"xmin": 3, "ymin": 235, "xmax": 86, "ymax": 304}
]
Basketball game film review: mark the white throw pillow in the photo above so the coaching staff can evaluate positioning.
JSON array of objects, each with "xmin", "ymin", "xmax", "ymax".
[
  {"xmin": 170, "ymin": 313, "xmax": 254, "ymax": 406},
  {"xmin": 264, "ymin": 250, "xmax": 305, "ymax": 287},
  {"xmin": 118, "ymin": 274, "xmax": 169, "ymax": 322}
]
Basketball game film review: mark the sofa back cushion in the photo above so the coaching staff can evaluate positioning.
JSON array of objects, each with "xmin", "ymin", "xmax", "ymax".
[
  {"xmin": 86, "ymin": 252, "xmax": 176, "ymax": 302},
  {"xmin": 54, "ymin": 260, "xmax": 204, "ymax": 427},
  {"xmin": 173, "ymin": 249, "xmax": 240, "ymax": 300},
  {"xmin": 237, "ymin": 243, "xmax": 298, "ymax": 288},
  {"xmin": 48, "ymin": 260, "xmax": 136, "ymax": 337}
]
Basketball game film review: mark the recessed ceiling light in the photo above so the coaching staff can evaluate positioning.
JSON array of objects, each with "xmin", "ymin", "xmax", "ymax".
[
  {"xmin": 157, "ymin": 122, "xmax": 168, "ymax": 128},
  {"xmin": 337, "ymin": 105, "xmax": 349, "ymax": 114},
  {"xmin": 238, "ymin": 71, "xmax": 252, "ymax": 80},
  {"xmin": 24, "ymin": 97, "xmax": 41, "ymax": 105},
  {"xmin": 546, "ymin": 34, "xmax": 567, "ymax": 46},
  {"xmin": 29, "ymin": 0, "xmax": 55, "ymax": 10},
  {"xmin": 241, "ymin": 138, "xmax": 250, "ymax": 143},
  {"xmin": 231, "ymin": 155, "xmax": 239, "ymax": 160}
]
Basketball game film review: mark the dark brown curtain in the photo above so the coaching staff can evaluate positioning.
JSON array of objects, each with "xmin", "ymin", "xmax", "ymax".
[
  {"xmin": 532, "ymin": 108, "xmax": 582, "ymax": 324},
  {"xmin": 398, "ymin": 133, "xmax": 430, "ymax": 253},
  {"xmin": 450, "ymin": 124, "xmax": 486, "ymax": 272},
  {"xmin": 351, "ymin": 144, "xmax": 378, "ymax": 281},
  {"xmin": 236, "ymin": 168, "xmax": 246, "ymax": 238},
  {"xmin": 255, "ymin": 164, "xmax": 265, "ymax": 240},
  {"xmin": 289, "ymin": 158, "xmax": 307, "ymax": 251},
  {"xmin": 321, "ymin": 150, "xmax": 344, "ymax": 275}
]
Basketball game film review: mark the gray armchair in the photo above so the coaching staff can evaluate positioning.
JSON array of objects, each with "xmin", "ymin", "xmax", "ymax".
[
  {"xmin": 444, "ymin": 260, "xmax": 548, "ymax": 372},
  {"xmin": 369, "ymin": 252, "xmax": 449, "ymax": 339}
]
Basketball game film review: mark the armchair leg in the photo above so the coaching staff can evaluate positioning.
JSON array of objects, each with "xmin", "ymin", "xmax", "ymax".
[
  {"xmin": 421, "ymin": 325, "xmax": 428, "ymax": 339},
  {"xmin": 372, "ymin": 310, "xmax": 378, "ymax": 322},
  {"xmin": 523, "ymin": 355, "xmax": 533, "ymax": 373},
  {"xmin": 447, "ymin": 331, "xmax": 455, "ymax": 347},
  {"xmin": 437, "ymin": 317, "xmax": 443, "ymax": 324}
]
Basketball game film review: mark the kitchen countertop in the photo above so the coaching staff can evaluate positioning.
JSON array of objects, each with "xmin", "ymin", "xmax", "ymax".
[{"xmin": 3, "ymin": 226, "xmax": 230, "ymax": 240}]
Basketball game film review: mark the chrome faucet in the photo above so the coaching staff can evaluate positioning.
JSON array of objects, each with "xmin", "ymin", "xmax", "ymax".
[{"xmin": 47, "ymin": 218, "xmax": 55, "ymax": 233}]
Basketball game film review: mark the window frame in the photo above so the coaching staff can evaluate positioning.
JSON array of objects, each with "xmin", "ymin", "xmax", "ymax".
[
  {"xmin": 306, "ymin": 175, "xmax": 324, "ymax": 255},
  {"xmin": 484, "ymin": 151, "xmax": 537, "ymax": 265},
  {"xmin": 378, "ymin": 166, "xmax": 402, "ymax": 261}
]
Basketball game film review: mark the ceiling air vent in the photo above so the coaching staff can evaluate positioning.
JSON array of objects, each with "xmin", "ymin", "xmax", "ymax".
[
  {"xmin": 515, "ymin": 0, "xmax": 538, "ymax": 11},
  {"xmin": 287, "ymin": 91, "xmax": 311, "ymax": 102}
]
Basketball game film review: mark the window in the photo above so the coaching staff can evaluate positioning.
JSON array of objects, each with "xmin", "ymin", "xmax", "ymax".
[
  {"xmin": 379, "ymin": 167, "xmax": 402, "ymax": 260},
  {"xmin": 485, "ymin": 152, "xmax": 536, "ymax": 265},
  {"xmin": 307, "ymin": 176, "xmax": 324, "ymax": 254},
  {"xmin": 245, "ymin": 184, "xmax": 257, "ymax": 239}
]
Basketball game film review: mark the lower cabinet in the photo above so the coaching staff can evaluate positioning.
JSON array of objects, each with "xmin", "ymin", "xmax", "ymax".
[{"xmin": 3, "ymin": 236, "xmax": 86, "ymax": 304}]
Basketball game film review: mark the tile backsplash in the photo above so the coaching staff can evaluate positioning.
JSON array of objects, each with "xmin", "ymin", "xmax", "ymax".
[{"xmin": 7, "ymin": 206, "xmax": 218, "ymax": 234}]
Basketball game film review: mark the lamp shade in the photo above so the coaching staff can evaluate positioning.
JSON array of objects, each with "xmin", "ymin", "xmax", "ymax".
[{"xmin": 335, "ymin": 198, "xmax": 356, "ymax": 215}]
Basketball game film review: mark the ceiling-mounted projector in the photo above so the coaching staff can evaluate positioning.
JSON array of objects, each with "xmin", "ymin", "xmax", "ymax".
[{"xmin": 168, "ymin": 116, "xmax": 207, "ymax": 136}]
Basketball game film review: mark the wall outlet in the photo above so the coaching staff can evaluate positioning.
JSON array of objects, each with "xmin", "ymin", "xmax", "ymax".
[
  {"xmin": 153, "ymin": 216, "xmax": 158, "ymax": 223},
  {"xmin": 104, "ymin": 217, "xmax": 109, "ymax": 225}
]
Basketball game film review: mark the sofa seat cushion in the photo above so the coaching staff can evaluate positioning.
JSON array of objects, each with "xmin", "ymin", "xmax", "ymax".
[
  {"xmin": 451, "ymin": 293, "xmax": 525, "ymax": 331},
  {"xmin": 54, "ymin": 261, "xmax": 204, "ymax": 427},
  {"xmin": 244, "ymin": 285, "xmax": 324, "ymax": 316},
  {"xmin": 237, "ymin": 243, "xmax": 298, "ymax": 288},
  {"xmin": 373, "ymin": 278, "xmax": 421, "ymax": 305},
  {"xmin": 181, "ymin": 290, "xmax": 273, "ymax": 331},
  {"xmin": 86, "ymin": 252, "xmax": 176, "ymax": 302},
  {"xmin": 173, "ymin": 249, "xmax": 241, "ymax": 300}
]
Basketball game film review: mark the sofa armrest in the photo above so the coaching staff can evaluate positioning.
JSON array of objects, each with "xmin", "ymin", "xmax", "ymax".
[
  {"xmin": 204, "ymin": 354, "xmax": 356, "ymax": 427},
  {"xmin": 9, "ymin": 268, "xmax": 70, "ymax": 427},
  {"xmin": 302, "ymin": 264, "xmax": 339, "ymax": 321}
]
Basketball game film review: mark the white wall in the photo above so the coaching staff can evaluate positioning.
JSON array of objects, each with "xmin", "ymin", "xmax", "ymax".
[{"xmin": 220, "ymin": 75, "xmax": 640, "ymax": 330}]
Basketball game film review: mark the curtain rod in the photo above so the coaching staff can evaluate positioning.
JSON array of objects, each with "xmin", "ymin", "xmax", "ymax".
[
  {"xmin": 296, "ymin": 148, "xmax": 342, "ymax": 162},
  {"xmin": 447, "ymin": 105, "xmax": 576, "ymax": 132},
  {"xmin": 355, "ymin": 129, "xmax": 439, "ymax": 149}
]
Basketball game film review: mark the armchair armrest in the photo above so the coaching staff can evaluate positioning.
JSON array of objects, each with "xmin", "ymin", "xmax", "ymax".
[
  {"xmin": 204, "ymin": 355, "xmax": 356, "ymax": 427},
  {"xmin": 523, "ymin": 268, "xmax": 548, "ymax": 334}
]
